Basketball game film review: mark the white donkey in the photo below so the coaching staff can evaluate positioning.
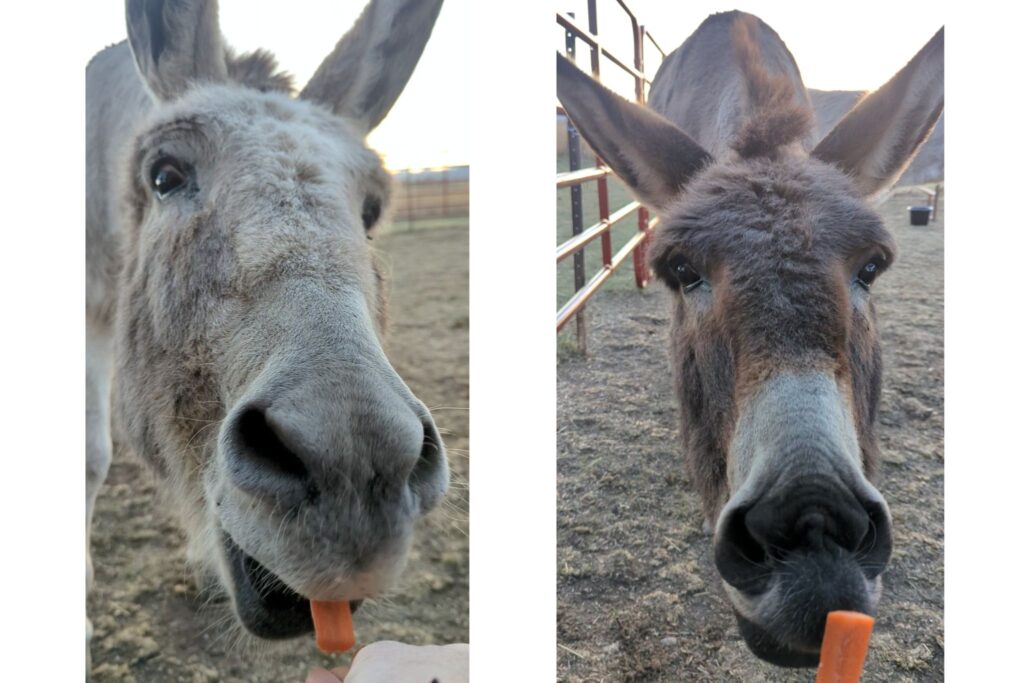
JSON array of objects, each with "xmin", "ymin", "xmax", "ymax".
[{"xmin": 86, "ymin": 0, "xmax": 449, "ymax": 667}]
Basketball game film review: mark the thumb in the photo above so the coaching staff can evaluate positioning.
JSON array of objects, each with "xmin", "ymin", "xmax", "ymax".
[{"xmin": 305, "ymin": 667, "xmax": 345, "ymax": 683}]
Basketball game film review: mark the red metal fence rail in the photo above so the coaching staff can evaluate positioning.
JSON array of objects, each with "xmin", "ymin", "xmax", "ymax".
[{"xmin": 556, "ymin": 1, "xmax": 665, "ymax": 352}]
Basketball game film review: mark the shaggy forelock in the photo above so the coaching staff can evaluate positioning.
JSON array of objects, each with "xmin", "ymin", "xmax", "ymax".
[
  {"xmin": 728, "ymin": 15, "xmax": 814, "ymax": 159},
  {"xmin": 226, "ymin": 47, "xmax": 295, "ymax": 94}
]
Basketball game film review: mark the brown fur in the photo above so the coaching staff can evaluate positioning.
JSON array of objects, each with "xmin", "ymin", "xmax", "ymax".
[
  {"xmin": 649, "ymin": 156, "xmax": 895, "ymax": 521},
  {"xmin": 558, "ymin": 9, "xmax": 941, "ymax": 663},
  {"xmin": 729, "ymin": 15, "xmax": 814, "ymax": 159}
]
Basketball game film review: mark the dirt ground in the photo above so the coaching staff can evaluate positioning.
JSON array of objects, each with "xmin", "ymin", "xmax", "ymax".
[
  {"xmin": 88, "ymin": 221, "xmax": 469, "ymax": 683},
  {"xmin": 557, "ymin": 188, "xmax": 943, "ymax": 682}
]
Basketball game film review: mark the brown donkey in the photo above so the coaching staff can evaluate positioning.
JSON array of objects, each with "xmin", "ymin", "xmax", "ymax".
[{"xmin": 557, "ymin": 12, "xmax": 943, "ymax": 667}]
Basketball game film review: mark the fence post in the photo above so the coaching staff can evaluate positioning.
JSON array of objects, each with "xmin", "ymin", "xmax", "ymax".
[
  {"xmin": 442, "ymin": 166, "xmax": 449, "ymax": 218},
  {"xmin": 631, "ymin": 23, "xmax": 652, "ymax": 287},
  {"xmin": 566, "ymin": 13, "xmax": 588, "ymax": 354},
  {"xmin": 406, "ymin": 172, "xmax": 414, "ymax": 229}
]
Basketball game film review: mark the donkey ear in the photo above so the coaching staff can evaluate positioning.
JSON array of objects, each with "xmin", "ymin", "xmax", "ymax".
[
  {"xmin": 125, "ymin": 0, "xmax": 228, "ymax": 101},
  {"xmin": 299, "ymin": 0, "xmax": 443, "ymax": 133},
  {"xmin": 557, "ymin": 54, "xmax": 711, "ymax": 213},
  {"xmin": 812, "ymin": 28, "xmax": 944, "ymax": 199}
]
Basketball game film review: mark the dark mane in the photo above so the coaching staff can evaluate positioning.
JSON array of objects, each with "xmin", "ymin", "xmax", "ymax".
[
  {"xmin": 225, "ymin": 48, "xmax": 294, "ymax": 94},
  {"xmin": 729, "ymin": 15, "xmax": 813, "ymax": 159}
]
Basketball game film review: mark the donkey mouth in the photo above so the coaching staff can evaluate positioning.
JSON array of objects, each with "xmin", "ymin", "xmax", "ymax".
[
  {"xmin": 222, "ymin": 533, "xmax": 360, "ymax": 639},
  {"xmin": 734, "ymin": 610, "xmax": 820, "ymax": 667},
  {"xmin": 725, "ymin": 547, "xmax": 878, "ymax": 668}
]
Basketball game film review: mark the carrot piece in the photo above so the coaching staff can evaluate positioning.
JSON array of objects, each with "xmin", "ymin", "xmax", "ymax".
[
  {"xmin": 815, "ymin": 611, "xmax": 875, "ymax": 683},
  {"xmin": 310, "ymin": 600, "xmax": 356, "ymax": 654}
]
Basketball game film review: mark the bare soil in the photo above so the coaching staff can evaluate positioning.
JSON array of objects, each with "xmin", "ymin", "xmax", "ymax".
[
  {"xmin": 557, "ymin": 188, "xmax": 943, "ymax": 682},
  {"xmin": 88, "ymin": 221, "xmax": 469, "ymax": 683}
]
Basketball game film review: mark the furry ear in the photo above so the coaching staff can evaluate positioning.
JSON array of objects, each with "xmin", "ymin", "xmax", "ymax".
[
  {"xmin": 125, "ymin": 0, "xmax": 228, "ymax": 101},
  {"xmin": 812, "ymin": 28, "xmax": 944, "ymax": 199},
  {"xmin": 557, "ymin": 53, "xmax": 712, "ymax": 213},
  {"xmin": 299, "ymin": 0, "xmax": 443, "ymax": 133}
]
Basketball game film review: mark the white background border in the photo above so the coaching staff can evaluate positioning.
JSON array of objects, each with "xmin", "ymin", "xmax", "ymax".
[{"xmin": 1, "ymin": 1, "xmax": 1020, "ymax": 681}]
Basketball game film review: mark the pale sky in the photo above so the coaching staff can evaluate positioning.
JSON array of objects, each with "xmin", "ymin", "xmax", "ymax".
[
  {"xmin": 84, "ymin": 0, "xmax": 469, "ymax": 170},
  {"xmin": 558, "ymin": 0, "xmax": 944, "ymax": 97}
]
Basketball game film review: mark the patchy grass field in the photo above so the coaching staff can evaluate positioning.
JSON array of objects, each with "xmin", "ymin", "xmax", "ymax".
[
  {"xmin": 557, "ymin": 188, "xmax": 943, "ymax": 682},
  {"xmin": 88, "ymin": 219, "xmax": 469, "ymax": 683}
]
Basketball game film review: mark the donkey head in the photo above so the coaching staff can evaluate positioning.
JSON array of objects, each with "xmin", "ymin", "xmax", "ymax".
[
  {"xmin": 557, "ymin": 21, "xmax": 942, "ymax": 666},
  {"xmin": 114, "ymin": 0, "xmax": 447, "ymax": 639}
]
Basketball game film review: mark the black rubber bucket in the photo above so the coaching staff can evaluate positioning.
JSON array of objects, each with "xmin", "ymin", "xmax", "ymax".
[{"xmin": 909, "ymin": 205, "xmax": 931, "ymax": 226}]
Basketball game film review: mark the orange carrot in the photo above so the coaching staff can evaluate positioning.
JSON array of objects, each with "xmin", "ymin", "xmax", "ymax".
[
  {"xmin": 815, "ymin": 611, "xmax": 875, "ymax": 683},
  {"xmin": 310, "ymin": 600, "xmax": 356, "ymax": 654}
]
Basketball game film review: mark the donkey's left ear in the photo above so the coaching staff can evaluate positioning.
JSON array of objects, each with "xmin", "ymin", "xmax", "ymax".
[
  {"xmin": 812, "ymin": 28, "xmax": 943, "ymax": 199},
  {"xmin": 299, "ymin": 0, "xmax": 443, "ymax": 133},
  {"xmin": 125, "ymin": 0, "xmax": 228, "ymax": 101}
]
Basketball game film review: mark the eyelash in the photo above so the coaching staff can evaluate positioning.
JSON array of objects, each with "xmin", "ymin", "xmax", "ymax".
[
  {"xmin": 855, "ymin": 255, "xmax": 887, "ymax": 290},
  {"xmin": 667, "ymin": 256, "xmax": 706, "ymax": 292}
]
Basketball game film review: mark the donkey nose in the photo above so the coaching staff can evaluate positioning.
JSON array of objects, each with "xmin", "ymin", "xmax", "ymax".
[
  {"xmin": 224, "ymin": 403, "xmax": 445, "ymax": 511},
  {"xmin": 715, "ymin": 477, "xmax": 893, "ymax": 592}
]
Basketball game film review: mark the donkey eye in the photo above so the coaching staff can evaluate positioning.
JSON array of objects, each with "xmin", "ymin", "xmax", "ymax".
[
  {"xmin": 856, "ymin": 256, "xmax": 886, "ymax": 289},
  {"xmin": 361, "ymin": 194, "xmax": 382, "ymax": 232},
  {"xmin": 149, "ymin": 157, "xmax": 187, "ymax": 199},
  {"xmin": 671, "ymin": 257, "xmax": 705, "ymax": 292}
]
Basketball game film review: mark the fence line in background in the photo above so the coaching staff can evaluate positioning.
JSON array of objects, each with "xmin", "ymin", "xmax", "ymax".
[{"xmin": 392, "ymin": 166, "xmax": 470, "ymax": 227}]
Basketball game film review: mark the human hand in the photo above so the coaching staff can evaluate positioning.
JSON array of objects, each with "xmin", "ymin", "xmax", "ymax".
[{"xmin": 306, "ymin": 641, "xmax": 469, "ymax": 683}]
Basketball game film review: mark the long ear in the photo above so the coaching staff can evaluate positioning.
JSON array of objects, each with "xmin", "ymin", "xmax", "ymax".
[
  {"xmin": 812, "ymin": 28, "xmax": 944, "ymax": 198},
  {"xmin": 299, "ymin": 0, "xmax": 443, "ymax": 133},
  {"xmin": 557, "ymin": 54, "xmax": 711, "ymax": 213},
  {"xmin": 125, "ymin": 0, "xmax": 228, "ymax": 101}
]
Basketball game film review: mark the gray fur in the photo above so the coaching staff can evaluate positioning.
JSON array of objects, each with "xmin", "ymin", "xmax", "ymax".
[
  {"xmin": 86, "ymin": 0, "xmax": 446, "ymax": 665},
  {"xmin": 300, "ymin": 0, "xmax": 444, "ymax": 132}
]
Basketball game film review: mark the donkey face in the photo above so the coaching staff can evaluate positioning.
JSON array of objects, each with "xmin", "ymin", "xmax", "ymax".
[
  {"xmin": 557, "ymin": 20, "xmax": 942, "ymax": 666},
  {"xmin": 650, "ymin": 156, "xmax": 897, "ymax": 665},
  {"xmin": 114, "ymin": 0, "xmax": 447, "ymax": 639}
]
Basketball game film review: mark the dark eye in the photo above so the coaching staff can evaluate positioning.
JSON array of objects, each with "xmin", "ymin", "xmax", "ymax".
[
  {"xmin": 856, "ymin": 256, "xmax": 886, "ymax": 289},
  {"xmin": 361, "ymin": 194, "xmax": 382, "ymax": 232},
  {"xmin": 149, "ymin": 157, "xmax": 188, "ymax": 199},
  {"xmin": 671, "ymin": 257, "xmax": 705, "ymax": 292}
]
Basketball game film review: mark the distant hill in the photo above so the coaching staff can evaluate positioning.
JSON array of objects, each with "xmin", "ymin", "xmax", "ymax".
[{"xmin": 808, "ymin": 89, "xmax": 943, "ymax": 186}]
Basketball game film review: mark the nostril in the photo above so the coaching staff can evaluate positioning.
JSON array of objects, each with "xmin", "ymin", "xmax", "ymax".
[
  {"xmin": 232, "ymin": 407, "xmax": 312, "ymax": 498},
  {"xmin": 406, "ymin": 417, "xmax": 447, "ymax": 512},
  {"xmin": 715, "ymin": 507, "xmax": 771, "ymax": 594},
  {"xmin": 856, "ymin": 500, "xmax": 893, "ymax": 579},
  {"xmin": 410, "ymin": 419, "xmax": 442, "ymax": 484}
]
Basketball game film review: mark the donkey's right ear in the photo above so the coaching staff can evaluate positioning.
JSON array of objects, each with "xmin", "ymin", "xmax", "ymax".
[
  {"xmin": 125, "ymin": 0, "xmax": 228, "ymax": 101},
  {"xmin": 557, "ymin": 53, "xmax": 711, "ymax": 213}
]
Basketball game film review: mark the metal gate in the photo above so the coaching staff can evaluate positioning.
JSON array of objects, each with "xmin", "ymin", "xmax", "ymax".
[{"xmin": 556, "ymin": 0, "xmax": 664, "ymax": 354}]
